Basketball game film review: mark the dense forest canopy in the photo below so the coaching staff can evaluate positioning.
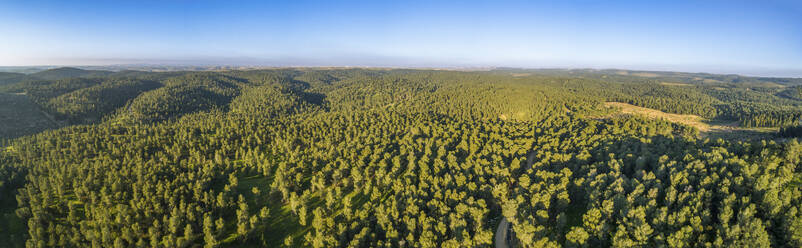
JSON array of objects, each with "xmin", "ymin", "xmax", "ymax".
[{"xmin": 0, "ymin": 67, "xmax": 801, "ymax": 247}]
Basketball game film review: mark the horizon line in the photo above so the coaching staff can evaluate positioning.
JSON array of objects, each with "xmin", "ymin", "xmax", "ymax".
[{"xmin": 2, "ymin": 64, "xmax": 802, "ymax": 79}]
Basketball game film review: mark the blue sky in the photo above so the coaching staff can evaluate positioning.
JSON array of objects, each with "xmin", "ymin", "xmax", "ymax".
[{"xmin": 1, "ymin": 0, "xmax": 800, "ymax": 76}]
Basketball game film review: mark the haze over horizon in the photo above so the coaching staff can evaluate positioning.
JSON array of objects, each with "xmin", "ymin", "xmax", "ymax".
[{"xmin": 2, "ymin": 0, "xmax": 801, "ymax": 77}]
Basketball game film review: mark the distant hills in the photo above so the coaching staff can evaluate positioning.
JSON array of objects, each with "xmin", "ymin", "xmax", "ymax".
[
  {"xmin": 0, "ymin": 72, "xmax": 27, "ymax": 86},
  {"xmin": 0, "ymin": 67, "xmax": 114, "ymax": 86},
  {"xmin": 492, "ymin": 68, "xmax": 802, "ymax": 86},
  {"xmin": 1, "ymin": 66, "xmax": 801, "ymax": 96},
  {"xmin": 28, "ymin": 67, "xmax": 114, "ymax": 80}
]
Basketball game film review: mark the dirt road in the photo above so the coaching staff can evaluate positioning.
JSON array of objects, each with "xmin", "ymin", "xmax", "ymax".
[{"xmin": 494, "ymin": 151, "xmax": 536, "ymax": 248}]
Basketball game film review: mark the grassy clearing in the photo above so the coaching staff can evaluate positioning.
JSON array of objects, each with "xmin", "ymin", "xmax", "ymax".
[
  {"xmin": 604, "ymin": 102, "xmax": 714, "ymax": 131},
  {"xmin": 603, "ymin": 102, "xmax": 776, "ymax": 139}
]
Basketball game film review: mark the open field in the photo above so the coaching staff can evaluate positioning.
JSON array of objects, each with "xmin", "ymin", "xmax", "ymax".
[{"xmin": 604, "ymin": 102, "xmax": 777, "ymax": 138}]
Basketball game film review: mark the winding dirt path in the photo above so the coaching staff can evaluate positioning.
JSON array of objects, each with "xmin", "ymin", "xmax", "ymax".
[
  {"xmin": 494, "ymin": 218, "xmax": 511, "ymax": 248},
  {"xmin": 494, "ymin": 151, "xmax": 536, "ymax": 248}
]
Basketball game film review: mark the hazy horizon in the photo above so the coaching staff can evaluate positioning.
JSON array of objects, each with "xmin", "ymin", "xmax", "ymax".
[
  {"xmin": 2, "ymin": 0, "xmax": 801, "ymax": 77},
  {"xmin": 3, "ymin": 63, "xmax": 801, "ymax": 79}
]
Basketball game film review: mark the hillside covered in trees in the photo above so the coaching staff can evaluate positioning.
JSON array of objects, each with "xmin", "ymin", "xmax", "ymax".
[{"xmin": 0, "ymin": 68, "xmax": 801, "ymax": 247}]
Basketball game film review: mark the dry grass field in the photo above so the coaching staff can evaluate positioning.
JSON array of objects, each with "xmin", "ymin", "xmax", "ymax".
[{"xmin": 603, "ymin": 102, "xmax": 777, "ymax": 139}]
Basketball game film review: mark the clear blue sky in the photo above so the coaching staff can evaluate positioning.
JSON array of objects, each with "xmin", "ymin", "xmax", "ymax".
[{"xmin": 1, "ymin": 0, "xmax": 800, "ymax": 76}]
